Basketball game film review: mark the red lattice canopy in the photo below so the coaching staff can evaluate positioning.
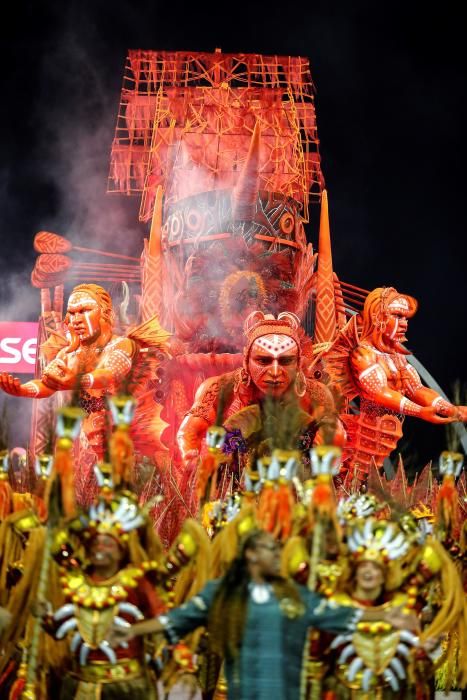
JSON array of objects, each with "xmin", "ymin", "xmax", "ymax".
[{"xmin": 108, "ymin": 50, "xmax": 324, "ymax": 222}]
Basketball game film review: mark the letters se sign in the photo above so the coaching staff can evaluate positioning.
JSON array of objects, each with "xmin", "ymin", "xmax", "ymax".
[{"xmin": 0, "ymin": 323, "xmax": 39, "ymax": 374}]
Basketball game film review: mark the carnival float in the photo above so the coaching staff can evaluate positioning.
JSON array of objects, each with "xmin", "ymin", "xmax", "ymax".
[{"xmin": 0, "ymin": 49, "xmax": 465, "ymax": 699}]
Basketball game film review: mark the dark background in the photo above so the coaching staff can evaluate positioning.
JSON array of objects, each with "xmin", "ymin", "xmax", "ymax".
[{"xmin": 1, "ymin": 0, "xmax": 465, "ymax": 470}]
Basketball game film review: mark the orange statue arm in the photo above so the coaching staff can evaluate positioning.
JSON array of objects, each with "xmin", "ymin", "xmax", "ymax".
[
  {"xmin": 401, "ymin": 363, "xmax": 447, "ymax": 407},
  {"xmin": 176, "ymin": 376, "xmax": 220, "ymax": 460},
  {"xmin": 177, "ymin": 414, "xmax": 210, "ymax": 461},
  {"xmin": 416, "ymin": 389, "xmax": 466, "ymax": 421},
  {"xmin": 401, "ymin": 364, "xmax": 464, "ymax": 419},
  {"xmin": 350, "ymin": 347, "xmax": 451, "ymax": 423},
  {"xmin": 0, "ymin": 374, "xmax": 55, "ymax": 398},
  {"xmin": 81, "ymin": 338, "xmax": 137, "ymax": 391},
  {"xmin": 411, "ymin": 386, "xmax": 460, "ymax": 417},
  {"xmin": 41, "ymin": 351, "xmax": 80, "ymax": 391},
  {"xmin": 2, "ymin": 345, "xmax": 73, "ymax": 395}
]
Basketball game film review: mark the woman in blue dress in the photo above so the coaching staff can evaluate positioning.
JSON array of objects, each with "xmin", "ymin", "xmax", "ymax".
[{"xmin": 110, "ymin": 529, "xmax": 419, "ymax": 700}]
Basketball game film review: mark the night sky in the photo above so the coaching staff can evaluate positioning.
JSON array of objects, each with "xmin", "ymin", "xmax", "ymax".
[{"xmin": 1, "ymin": 0, "xmax": 465, "ymax": 468}]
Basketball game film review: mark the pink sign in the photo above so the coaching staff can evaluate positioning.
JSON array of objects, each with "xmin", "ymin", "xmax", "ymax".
[{"xmin": 0, "ymin": 322, "xmax": 39, "ymax": 374}]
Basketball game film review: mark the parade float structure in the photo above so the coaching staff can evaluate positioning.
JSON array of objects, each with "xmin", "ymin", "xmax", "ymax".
[
  {"xmin": 108, "ymin": 49, "xmax": 322, "ymax": 340},
  {"xmin": 29, "ymin": 51, "xmax": 322, "ymax": 452},
  {"xmin": 0, "ymin": 48, "xmax": 466, "ymax": 700},
  {"xmin": 23, "ymin": 49, "xmax": 466, "ymax": 532}
]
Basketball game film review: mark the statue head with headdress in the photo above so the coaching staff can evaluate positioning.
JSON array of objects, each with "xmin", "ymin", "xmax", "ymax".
[
  {"xmin": 361, "ymin": 287, "xmax": 417, "ymax": 355},
  {"xmin": 64, "ymin": 284, "xmax": 114, "ymax": 351},
  {"xmin": 242, "ymin": 311, "xmax": 305, "ymax": 398}
]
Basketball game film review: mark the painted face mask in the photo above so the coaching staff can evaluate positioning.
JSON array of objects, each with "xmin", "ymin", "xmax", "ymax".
[
  {"xmin": 66, "ymin": 292, "xmax": 102, "ymax": 342},
  {"xmin": 248, "ymin": 333, "xmax": 299, "ymax": 397},
  {"xmin": 382, "ymin": 296, "xmax": 410, "ymax": 348}
]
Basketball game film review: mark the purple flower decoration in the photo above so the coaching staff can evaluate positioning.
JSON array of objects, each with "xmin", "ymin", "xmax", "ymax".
[
  {"xmin": 298, "ymin": 426, "xmax": 315, "ymax": 451},
  {"xmin": 222, "ymin": 428, "xmax": 247, "ymax": 455}
]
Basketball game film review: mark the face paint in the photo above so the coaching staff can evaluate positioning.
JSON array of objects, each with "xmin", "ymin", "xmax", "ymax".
[
  {"xmin": 253, "ymin": 335, "xmax": 297, "ymax": 357},
  {"xmin": 67, "ymin": 292, "xmax": 101, "ymax": 342},
  {"xmin": 389, "ymin": 317, "xmax": 399, "ymax": 340},
  {"xmin": 84, "ymin": 311, "xmax": 94, "ymax": 336},
  {"xmin": 382, "ymin": 297, "xmax": 410, "ymax": 349},
  {"xmin": 248, "ymin": 334, "xmax": 299, "ymax": 397},
  {"xmin": 387, "ymin": 297, "xmax": 410, "ymax": 314},
  {"xmin": 67, "ymin": 292, "xmax": 98, "ymax": 311}
]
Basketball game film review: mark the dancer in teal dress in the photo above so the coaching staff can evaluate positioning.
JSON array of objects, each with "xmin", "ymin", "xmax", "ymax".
[{"xmin": 110, "ymin": 529, "xmax": 419, "ymax": 700}]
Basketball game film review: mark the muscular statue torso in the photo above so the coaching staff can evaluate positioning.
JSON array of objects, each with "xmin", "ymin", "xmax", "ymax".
[
  {"xmin": 177, "ymin": 368, "xmax": 339, "ymax": 461},
  {"xmin": 0, "ymin": 285, "xmax": 138, "ymax": 470}
]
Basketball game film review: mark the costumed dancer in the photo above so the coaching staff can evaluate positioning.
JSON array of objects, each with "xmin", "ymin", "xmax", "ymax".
[
  {"xmin": 9, "ymin": 396, "xmax": 210, "ymax": 699},
  {"xmin": 0, "ymin": 449, "xmax": 53, "ymax": 697},
  {"xmin": 321, "ymin": 517, "xmax": 443, "ymax": 699},
  {"xmin": 281, "ymin": 447, "xmax": 467, "ymax": 698},
  {"xmin": 110, "ymin": 525, "xmax": 420, "ymax": 700},
  {"xmin": 194, "ymin": 417, "xmax": 314, "ymax": 698},
  {"xmin": 38, "ymin": 509, "xmax": 163, "ymax": 699}
]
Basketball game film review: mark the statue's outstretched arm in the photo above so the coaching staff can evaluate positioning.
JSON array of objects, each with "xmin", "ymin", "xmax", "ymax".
[
  {"xmin": 350, "ymin": 347, "xmax": 451, "ymax": 424},
  {"xmin": 0, "ymin": 373, "xmax": 55, "ymax": 398},
  {"xmin": 81, "ymin": 338, "xmax": 136, "ymax": 391},
  {"xmin": 403, "ymin": 363, "xmax": 464, "ymax": 419},
  {"xmin": 176, "ymin": 377, "xmax": 220, "ymax": 461}
]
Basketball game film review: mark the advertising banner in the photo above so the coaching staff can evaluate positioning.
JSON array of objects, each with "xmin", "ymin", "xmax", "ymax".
[{"xmin": 0, "ymin": 322, "xmax": 39, "ymax": 374}]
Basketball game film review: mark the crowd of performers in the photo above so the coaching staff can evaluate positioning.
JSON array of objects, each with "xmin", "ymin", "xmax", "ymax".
[{"xmin": 0, "ymin": 284, "xmax": 466, "ymax": 699}]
